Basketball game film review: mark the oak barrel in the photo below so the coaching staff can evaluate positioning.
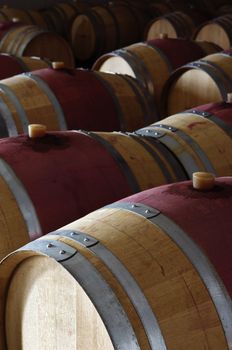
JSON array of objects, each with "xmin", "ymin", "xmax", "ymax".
[
  {"xmin": 0, "ymin": 176, "xmax": 231, "ymax": 349},
  {"xmin": 0, "ymin": 7, "xmax": 48, "ymax": 28},
  {"xmin": 0, "ymin": 25, "xmax": 75, "ymax": 68},
  {"xmin": 71, "ymin": 5, "xmax": 120, "ymax": 61},
  {"xmin": 0, "ymin": 53, "xmax": 51, "ymax": 79},
  {"xmin": 187, "ymin": 100, "xmax": 232, "ymax": 127},
  {"xmin": 146, "ymin": 11, "xmax": 200, "ymax": 40},
  {"xmin": 93, "ymin": 38, "xmax": 220, "ymax": 113},
  {"xmin": 0, "ymin": 129, "xmax": 187, "ymax": 258},
  {"xmin": 193, "ymin": 14, "xmax": 232, "ymax": 50},
  {"xmin": 0, "ymin": 67, "xmax": 155, "ymax": 136},
  {"xmin": 162, "ymin": 52, "xmax": 232, "ymax": 115},
  {"xmin": 41, "ymin": 2, "xmax": 87, "ymax": 37},
  {"xmin": 136, "ymin": 111, "xmax": 232, "ymax": 178},
  {"xmin": 71, "ymin": 2, "xmax": 148, "ymax": 62}
]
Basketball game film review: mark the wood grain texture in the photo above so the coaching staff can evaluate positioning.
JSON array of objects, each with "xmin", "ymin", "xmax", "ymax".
[
  {"xmin": 0, "ymin": 198, "xmax": 228, "ymax": 349},
  {"xmin": 0, "ymin": 25, "xmax": 74, "ymax": 68},
  {"xmin": 194, "ymin": 22, "xmax": 231, "ymax": 50},
  {"xmin": 164, "ymin": 53, "xmax": 232, "ymax": 115},
  {"xmin": 154, "ymin": 113, "xmax": 232, "ymax": 175}
]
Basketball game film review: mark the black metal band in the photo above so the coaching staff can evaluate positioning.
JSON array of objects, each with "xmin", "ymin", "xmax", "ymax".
[
  {"xmin": 186, "ymin": 60, "xmax": 232, "ymax": 100},
  {"xmin": 161, "ymin": 59, "xmax": 232, "ymax": 115},
  {"xmin": 104, "ymin": 201, "xmax": 232, "ymax": 348},
  {"xmin": 142, "ymin": 135, "xmax": 188, "ymax": 181},
  {"xmin": 164, "ymin": 12, "xmax": 191, "ymax": 38},
  {"xmin": 146, "ymin": 42, "xmax": 173, "ymax": 72},
  {"xmin": 93, "ymin": 71, "xmax": 126, "ymax": 130},
  {"xmin": 80, "ymin": 131, "xmax": 141, "ymax": 193},
  {"xmin": 136, "ymin": 124, "xmax": 216, "ymax": 177},
  {"xmin": 115, "ymin": 48, "xmax": 154, "ymax": 95},
  {"xmin": 103, "ymin": 6, "xmax": 121, "ymax": 48},
  {"xmin": 83, "ymin": 9, "xmax": 105, "ymax": 57},
  {"xmin": 119, "ymin": 73, "xmax": 158, "ymax": 125},
  {"xmin": 129, "ymin": 133, "xmax": 187, "ymax": 182},
  {"xmin": 154, "ymin": 123, "xmax": 216, "ymax": 173},
  {"xmin": 214, "ymin": 17, "xmax": 232, "ymax": 43}
]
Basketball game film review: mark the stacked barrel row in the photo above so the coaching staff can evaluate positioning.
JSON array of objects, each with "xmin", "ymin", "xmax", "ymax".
[
  {"xmin": 0, "ymin": 2, "xmax": 151, "ymax": 65},
  {"xmin": 0, "ymin": 98, "xmax": 231, "ymax": 257},
  {"xmin": 146, "ymin": 8, "xmax": 232, "ymax": 51},
  {"xmin": 0, "ymin": 118, "xmax": 232, "ymax": 349},
  {"xmin": 0, "ymin": 37, "xmax": 221, "ymax": 137},
  {"xmin": 0, "ymin": 2, "xmax": 231, "ymax": 349},
  {"xmin": 1, "ymin": 0, "xmax": 231, "ymax": 66}
]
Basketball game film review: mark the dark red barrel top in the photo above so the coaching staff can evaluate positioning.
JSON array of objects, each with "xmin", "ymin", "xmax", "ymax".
[
  {"xmin": 0, "ymin": 54, "xmax": 25, "ymax": 79},
  {"xmin": 147, "ymin": 38, "xmax": 207, "ymax": 70},
  {"xmin": 189, "ymin": 102, "xmax": 232, "ymax": 127},
  {"xmin": 0, "ymin": 131, "xmax": 132, "ymax": 236},
  {"xmin": 119, "ymin": 177, "xmax": 232, "ymax": 297},
  {"xmin": 0, "ymin": 21, "xmax": 22, "ymax": 39},
  {"xmin": 31, "ymin": 68, "xmax": 120, "ymax": 131}
]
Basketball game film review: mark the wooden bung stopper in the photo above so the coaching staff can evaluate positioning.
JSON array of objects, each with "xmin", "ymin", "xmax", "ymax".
[
  {"xmin": 227, "ymin": 92, "xmax": 232, "ymax": 103},
  {"xmin": 52, "ymin": 61, "xmax": 65, "ymax": 70},
  {"xmin": 12, "ymin": 17, "xmax": 20, "ymax": 23},
  {"xmin": 28, "ymin": 124, "xmax": 47, "ymax": 138},
  {"xmin": 159, "ymin": 33, "xmax": 168, "ymax": 39},
  {"xmin": 192, "ymin": 172, "xmax": 215, "ymax": 191}
]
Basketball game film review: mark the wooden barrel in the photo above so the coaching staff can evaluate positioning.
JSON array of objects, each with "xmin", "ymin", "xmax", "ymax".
[
  {"xmin": 0, "ymin": 129, "xmax": 187, "ymax": 258},
  {"xmin": 0, "ymin": 176, "xmax": 231, "ymax": 349},
  {"xmin": 71, "ymin": 5, "xmax": 119, "ymax": 62},
  {"xmin": 136, "ymin": 111, "xmax": 232, "ymax": 178},
  {"xmin": 93, "ymin": 38, "xmax": 221, "ymax": 114},
  {"xmin": 149, "ymin": 2, "xmax": 173, "ymax": 16},
  {"xmin": 27, "ymin": 10, "xmax": 49, "ymax": 29},
  {"xmin": 0, "ymin": 53, "xmax": 51, "ymax": 80},
  {"xmin": 192, "ymin": 0, "xmax": 228, "ymax": 15},
  {"xmin": 146, "ymin": 11, "xmax": 200, "ymax": 40},
  {"xmin": 162, "ymin": 52, "xmax": 232, "ymax": 116},
  {"xmin": 218, "ymin": 4, "xmax": 232, "ymax": 15},
  {"xmin": 41, "ymin": 2, "xmax": 87, "ymax": 37},
  {"xmin": 0, "ymin": 20, "xmax": 22, "ymax": 39},
  {"xmin": 193, "ymin": 14, "xmax": 232, "ymax": 50},
  {"xmin": 0, "ymin": 7, "xmax": 48, "ymax": 28},
  {"xmin": 0, "ymin": 25, "xmax": 75, "ymax": 68},
  {"xmin": 0, "ymin": 67, "xmax": 155, "ymax": 137},
  {"xmin": 107, "ymin": 2, "xmax": 142, "ymax": 47},
  {"xmin": 187, "ymin": 100, "xmax": 232, "ymax": 127},
  {"xmin": 0, "ymin": 7, "xmax": 35, "ymax": 25}
]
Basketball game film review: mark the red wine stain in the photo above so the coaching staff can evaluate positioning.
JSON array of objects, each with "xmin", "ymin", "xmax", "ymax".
[
  {"xmin": 163, "ymin": 182, "xmax": 232, "ymax": 200},
  {"xmin": 2, "ymin": 134, "xmax": 71, "ymax": 152},
  {"xmin": 187, "ymin": 121, "xmax": 207, "ymax": 130}
]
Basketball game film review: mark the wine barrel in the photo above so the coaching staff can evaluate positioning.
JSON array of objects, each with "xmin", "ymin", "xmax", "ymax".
[
  {"xmin": 187, "ymin": 100, "xmax": 232, "ymax": 127},
  {"xmin": 93, "ymin": 38, "xmax": 221, "ymax": 114},
  {"xmin": 0, "ymin": 25, "xmax": 75, "ymax": 68},
  {"xmin": 0, "ymin": 129, "xmax": 186, "ymax": 258},
  {"xmin": 0, "ymin": 53, "xmax": 51, "ymax": 80},
  {"xmin": 218, "ymin": 4, "xmax": 232, "ymax": 15},
  {"xmin": 41, "ymin": 2, "xmax": 87, "ymax": 37},
  {"xmin": 0, "ymin": 20, "xmax": 22, "ymax": 39},
  {"xmin": 71, "ymin": 5, "xmax": 120, "ymax": 62},
  {"xmin": 162, "ymin": 52, "xmax": 232, "ymax": 116},
  {"xmin": 145, "ymin": 11, "xmax": 199, "ymax": 40},
  {"xmin": 0, "ymin": 176, "xmax": 231, "ymax": 349},
  {"xmin": 0, "ymin": 7, "xmax": 48, "ymax": 28},
  {"xmin": 193, "ymin": 14, "xmax": 232, "ymax": 50},
  {"xmin": 136, "ymin": 111, "xmax": 232, "ymax": 178},
  {"xmin": 149, "ymin": 2, "xmax": 173, "ymax": 17},
  {"xmin": 0, "ymin": 7, "xmax": 35, "ymax": 25},
  {"xmin": 192, "ymin": 0, "xmax": 227, "ymax": 16},
  {"xmin": 0, "ymin": 67, "xmax": 155, "ymax": 137}
]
